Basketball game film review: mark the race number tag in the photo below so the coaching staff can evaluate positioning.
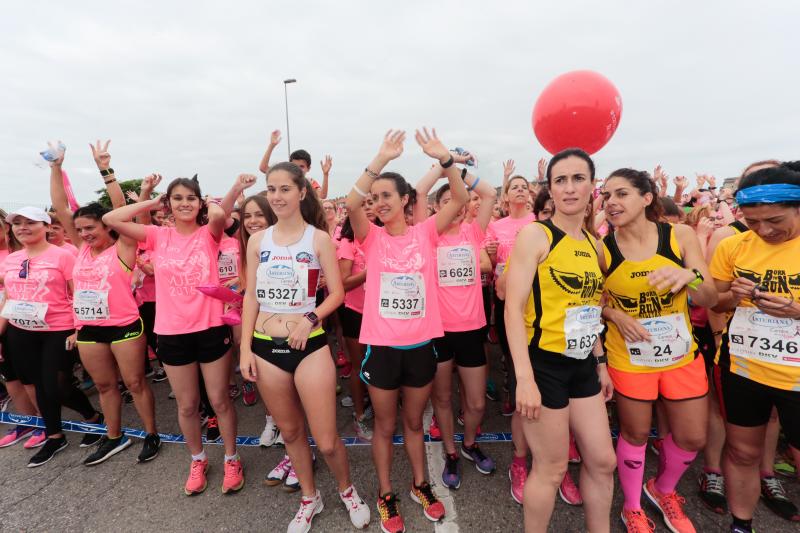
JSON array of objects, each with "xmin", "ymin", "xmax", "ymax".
[
  {"xmin": 563, "ymin": 305, "xmax": 603, "ymax": 359},
  {"xmin": 437, "ymin": 245, "xmax": 476, "ymax": 287},
  {"xmin": 256, "ymin": 262, "xmax": 307, "ymax": 310},
  {"xmin": 218, "ymin": 253, "xmax": 238, "ymax": 279},
  {"xmin": 728, "ymin": 307, "xmax": 800, "ymax": 367},
  {"xmin": 379, "ymin": 272, "xmax": 425, "ymax": 319},
  {"xmin": 73, "ymin": 290, "xmax": 110, "ymax": 321},
  {"xmin": 1, "ymin": 300, "xmax": 49, "ymax": 330},
  {"xmin": 625, "ymin": 313, "xmax": 692, "ymax": 367}
]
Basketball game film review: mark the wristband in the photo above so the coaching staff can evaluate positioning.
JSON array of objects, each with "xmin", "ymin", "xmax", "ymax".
[
  {"xmin": 461, "ymin": 167, "xmax": 468, "ymax": 180},
  {"xmin": 352, "ymin": 185, "xmax": 368, "ymax": 198},
  {"xmin": 441, "ymin": 155, "xmax": 455, "ymax": 169},
  {"xmin": 100, "ymin": 168, "xmax": 114, "ymax": 177},
  {"xmin": 595, "ymin": 354, "xmax": 608, "ymax": 365},
  {"xmin": 468, "ymin": 177, "xmax": 480, "ymax": 192},
  {"xmin": 365, "ymin": 167, "xmax": 379, "ymax": 179},
  {"xmin": 687, "ymin": 268, "xmax": 704, "ymax": 290},
  {"xmin": 104, "ymin": 178, "xmax": 117, "ymax": 185}
]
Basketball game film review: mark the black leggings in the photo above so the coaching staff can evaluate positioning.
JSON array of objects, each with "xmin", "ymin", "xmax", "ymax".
[{"xmin": 5, "ymin": 326, "xmax": 97, "ymax": 436}]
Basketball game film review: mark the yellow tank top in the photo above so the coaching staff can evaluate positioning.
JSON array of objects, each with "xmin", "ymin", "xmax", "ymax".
[
  {"xmin": 602, "ymin": 223, "xmax": 697, "ymax": 373},
  {"xmin": 711, "ymin": 231, "xmax": 800, "ymax": 391},
  {"xmin": 522, "ymin": 220, "xmax": 604, "ymax": 357}
]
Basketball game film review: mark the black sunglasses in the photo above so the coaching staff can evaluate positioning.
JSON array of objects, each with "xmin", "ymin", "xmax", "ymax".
[{"xmin": 19, "ymin": 259, "xmax": 29, "ymax": 279}]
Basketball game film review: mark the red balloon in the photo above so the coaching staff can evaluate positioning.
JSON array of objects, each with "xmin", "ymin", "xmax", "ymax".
[{"xmin": 532, "ymin": 70, "xmax": 622, "ymax": 155}]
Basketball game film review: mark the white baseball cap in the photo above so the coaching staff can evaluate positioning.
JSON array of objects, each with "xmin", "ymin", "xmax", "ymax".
[{"xmin": 5, "ymin": 206, "xmax": 51, "ymax": 224}]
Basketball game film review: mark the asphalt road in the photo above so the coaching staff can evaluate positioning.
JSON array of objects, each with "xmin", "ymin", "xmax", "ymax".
[{"xmin": 0, "ymin": 346, "xmax": 797, "ymax": 533}]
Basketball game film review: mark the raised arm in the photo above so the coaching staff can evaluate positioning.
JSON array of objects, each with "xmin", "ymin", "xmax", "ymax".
[
  {"xmin": 221, "ymin": 174, "xmax": 257, "ymax": 216},
  {"xmin": 345, "ymin": 130, "xmax": 406, "ymax": 243},
  {"xmin": 48, "ymin": 145, "xmax": 81, "ymax": 247},
  {"xmin": 319, "ymin": 155, "xmax": 332, "ymax": 199},
  {"xmin": 136, "ymin": 174, "xmax": 163, "ymax": 225},
  {"xmin": 412, "ymin": 164, "xmax": 444, "ymax": 224},
  {"xmin": 463, "ymin": 169, "xmax": 497, "ymax": 231},
  {"xmin": 258, "ymin": 130, "xmax": 282, "ymax": 175},
  {"xmin": 103, "ymin": 196, "xmax": 163, "ymax": 242},
  {"xmin": 90, "ymin": 140, "xmax": 126, "ymax": 209},
  {"xmin": 414, "ymin": 128, "xmax": 468, "ymax": 234},
  {"xmin": 502, "ymin": 159, "xmax": 515, "ymax": 192}
]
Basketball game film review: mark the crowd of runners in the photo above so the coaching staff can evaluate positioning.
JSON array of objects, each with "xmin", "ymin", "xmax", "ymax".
[{"xmin": 0, "ymin": 130, "xmax": 798, "ymax": 533}]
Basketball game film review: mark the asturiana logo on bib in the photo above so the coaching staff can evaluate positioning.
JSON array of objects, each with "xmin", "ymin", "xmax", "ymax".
[
  {"xmin": 641, "ymin": 320, "xmax": 673, "ymax": 335},
  {"xmin": 268, "ymin": 264, "xmax": 294, "ymax": 280},
  {"xmin": 748, "ymin": 312, "xmax": 793, "ymax": 328},
  {"xmin": 76, "ymin": 290, "xmax": 103, "ymax": 304},
  {"xmin": 577, "ymin": 307, "xmax": 600, "ymax": 324},
  {"xmin": 391, "ymin": 276, "xmax": 417, "ymax": 291},
  {"xmin": 13, "ymin": 302, "xmax": 38, "ymax": 316},
  {"xmin": 447, "ymin": 247, "xmax": 472, "ymax": 261}
]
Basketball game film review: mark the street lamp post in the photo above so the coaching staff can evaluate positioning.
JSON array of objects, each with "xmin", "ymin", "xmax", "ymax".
[{"xmin": 283, "ymin": 79, "xmax": 297, "ymax": 159}]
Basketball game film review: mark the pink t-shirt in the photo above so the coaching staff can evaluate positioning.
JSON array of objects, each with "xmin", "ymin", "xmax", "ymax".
[
  {"xmin": 73, "ymin": 244, "xmax": 140, "ymax": 327},
  {"xmin": 1, "ymin": 245, "xmax": 76, "ymax": 331},
  {"xmin": 217, "ymin": 236, "xmax": 240, "ymax": 283},
  {"xmin": 60, "ymin": 242, "xmax": 79, "ymax": 256},
  {"xmin": 143, "ymin": 225, "xmax": 224, "ymax": 335},
  {"xmin": 484, "ymin": 213, "xmax": 535, "ymax": 280},
  {"xmin": 337, "ymin": 237, "xmax": 366, "ymax": 314},
  {"xmin": 358, "ymin": 217, "xmax": 443, "ymax": 346},
  {"xmin": 436, "ymin": 221, "xmax": 486, "ymax": 332}
]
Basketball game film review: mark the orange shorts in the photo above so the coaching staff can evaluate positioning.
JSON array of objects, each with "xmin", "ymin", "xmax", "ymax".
[{"xmin": 608, "ymin": 355, "xmax": 708, "ymax": 402}]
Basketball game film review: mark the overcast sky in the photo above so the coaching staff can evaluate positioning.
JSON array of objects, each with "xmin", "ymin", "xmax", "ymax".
[{"xmin": 1, "ymin": 1, "xmax": 798, "ymax": 207}]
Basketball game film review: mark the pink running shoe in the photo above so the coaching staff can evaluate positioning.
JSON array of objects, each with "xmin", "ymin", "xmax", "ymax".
[
  {"xmin": 338, "ymin": 361, "xmax": 353, "ymax": 379},
  {"xmin": 643, "ymin": 477, "xmax": 696, "ymax": 533},
  {"xmin": 429, "ymin": 415, "xmax": 441, "ymax": 441},
  {"xmin": 184, "ymin": 458, "xmax": 209, "ymax": 496},
  {"xmin": 23, "ymin": 429, "xmax": 47, "ymax": 449},
  {"xmin": 0, "ymin": 426, "xmax": 34, "ymax": 448},
  {"xmin": 558, "ymin": 470, "xmax": 583, "ymax": 506},
  {"xmin": 222, "ymin": 457, "xmax": 244, "ymax": 494},
  {"xmin": 509, "ymin": 460, "xmax": 528, "ymax": 505}
]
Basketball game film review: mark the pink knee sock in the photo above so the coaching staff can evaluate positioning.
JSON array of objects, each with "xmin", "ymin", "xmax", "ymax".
[
  {"xmin": 655, "ymin": 433, "xmax": 697, "ymax": 494},
  {"xmin": 616, "ymin": 437, "xmax": 647, "ymax": 511}
]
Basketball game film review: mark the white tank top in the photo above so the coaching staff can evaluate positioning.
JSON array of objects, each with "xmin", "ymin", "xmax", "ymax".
[{"xmin": 256, "ymin": 224, "xmax": 320, "ymax": 314}]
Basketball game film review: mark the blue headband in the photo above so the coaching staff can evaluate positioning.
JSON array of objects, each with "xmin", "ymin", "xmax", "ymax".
[{"xmin": 735, "ymin": 183, "xmax": 800, "ymax": 205}]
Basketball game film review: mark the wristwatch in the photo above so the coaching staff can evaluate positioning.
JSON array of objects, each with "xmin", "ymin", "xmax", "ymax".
[
  {"xmin": 304, "ymin": 311, "xmax": 319, "ymax": 327},
  {"xmin": 687, "ymin": 268, "xmax": 704, "ymax": 290},
  {"xmin": 595, "ymin": 354, "xmax": 608, "ymax": 365},
  {"xmin": 100, "ymin": 168, "xmax": 114, "ymax": 177}
]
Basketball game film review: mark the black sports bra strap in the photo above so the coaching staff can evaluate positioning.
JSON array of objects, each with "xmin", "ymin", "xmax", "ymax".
[
  {"xmin": 601, "ymin": 232, "xmax": 625, "ymax": 277},
  {"xmin": 656, "ymin": 222, "xmax": 683, "ymax": 267}
]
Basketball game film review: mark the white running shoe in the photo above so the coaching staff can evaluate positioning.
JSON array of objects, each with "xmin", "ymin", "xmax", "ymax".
[
  {"xmin": 264, "ymin": 455, "xmax": 292, "ymax": 486},
  {"xmin": 287, "ymin": 490, "xmax": 323, "ymax": 533},
  {"xmin": 339, "ymin": 484, "xmax": 370, "ymax": 529},
  {"xmin": 340, "ymin": 395, "xmax": 354, "ymax": 408},
  {"xmin": 284, "ymin": 465, "xmax": 301, "ymax": 492},
  {"xmin": 275, "ymin": 430, "xmax": 285, "ymax": 447},
  {"xmin": 259, "ymin": 415, "xmax": 280, "ymax": 447}
]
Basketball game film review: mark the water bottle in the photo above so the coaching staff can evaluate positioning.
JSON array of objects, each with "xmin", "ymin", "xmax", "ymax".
[{"xmin": 39, "ymin": 141, "xmax": 66, "ymax": 163}]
